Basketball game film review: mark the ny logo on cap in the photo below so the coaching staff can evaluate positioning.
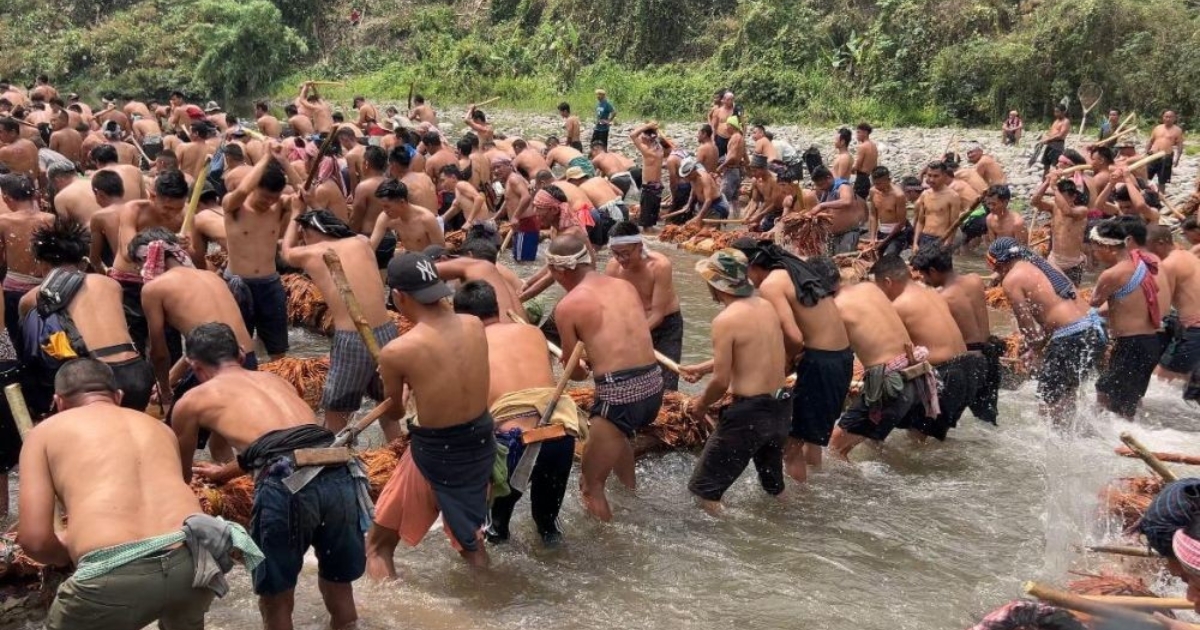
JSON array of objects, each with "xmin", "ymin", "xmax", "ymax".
[{"xmin": 416, "ymin": 260, "xmax": 438, "ymax": 282}]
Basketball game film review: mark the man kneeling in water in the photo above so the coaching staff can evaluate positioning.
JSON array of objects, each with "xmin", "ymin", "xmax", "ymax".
[
  {"xmin": 173, "ymin": 324, "xmax": 369, "ymax": 630},
  {"xmin": 687, "ymin": 250, "xmax": 790, "ymax": 514},
  {"xmin": 21, "ymin": 358, "xmax": 262, "ymax": 630}
]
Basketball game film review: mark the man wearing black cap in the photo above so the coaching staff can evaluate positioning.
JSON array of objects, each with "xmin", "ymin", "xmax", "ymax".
[
  {"xmin": 282, "ymin": 208, "xmax": 399, "ymax": 436},
  {"xmin": 367, "ymin": 251, "xmax": 497, "ymax": 578}
]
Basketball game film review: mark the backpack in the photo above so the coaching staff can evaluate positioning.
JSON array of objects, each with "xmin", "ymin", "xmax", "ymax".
[{"xmin": 20, "ymin": 268, "xmax": 87, "ymax": 372}]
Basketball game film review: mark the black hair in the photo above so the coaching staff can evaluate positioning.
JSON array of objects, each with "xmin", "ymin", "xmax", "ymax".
[
  {"xmin": 534, "ymin": 170, "xmax": 554, "ymax": 184},
  {"xmin": 452, "ymin": 279, "xmax": 499, "ymax": 320},
  {"xmin": 423, "ymin": 131, "xmax": 441, "ymax": 147},
  {"xmin": 871, "ymin": 166, "xmax": 890, "ymax": 180},
  {"xmin": 460, "ymin": 238, "xmax": 498, "ymax": 263},
  {"xmin": 869, "ymin": 253, "xmax": 910, "ymax": 281},
  {"xmin": 900, "ymin": 176, "xmax": 922, "ymax": 189},
  {"xmin": 1114, "ymin": 214, "xmax": 1148, "ymax": 246},
  {"xmin": 910, "ymin": 244, "xmax": 954, "ymax": 273},
  {"xmin": 90, "ymin": 143, "xmax": 119, "ymax": 165},
  {"xmin": 0, "ymin": 173, "xmax": 34, "ymax": 200},
  {"xmin": 55, "ymin": 358, "xmax": 117, "ymax": 398},
  {"xmin": 364, "ymin": 145, "xmax": 387, "ymax": 172},
  {"xmin": 127, "ymin": 226, "xmax": 179, "ymax": 262},
  {"xmin": 185, "ymin": 322, "xmax": 241, "ymax": 366},
  {"xmin": 1061, "ymin": 148, "xmax": 1086, "ymax": 166},
  {"xmin": 1146, "ymin": 223, "xmax": 1173, "ymax": 245},
  {"xmin": 32, "ymin": 217, "xmax": 90, "ymax": 265},
  {"xmin": 388, "ymin": 145, "xmax": 412, "ymax": 168},
  {"xmin": 456, "ymin": 137, "xmax": 473, "ymax": 156},
  {"xmin": 414, "ymin": 94, "xmax": 425, "ymax": 104},
  {"xmin": 170, "ymin": 90, "xmax": 185, "ymax": 100},
  {"xmin": 284, "ymin": 104, "xmax": 298, "ymax": 117},
  {"xmin": 1054, "ymin": 103, "xmax": 1067, "ymax": 114},
  {"xmin": 984, "ymin": 184, "xmax": 1011, "ymax": 201},
  {"xmin": 1093, "ymin": 217, "xmax": 1127, "ymax": 246},
  {"xmin": 375, "ymin": 178, "xmax": 408, "ymax": 200},
  {"xmin": 811, "ymin": 165, "xmax": 832, "ymax": 181},
  {"xmin": 558, "ymin": 102, "xmax": 570, "ymax": 113},
  {"xmin": 942, "ymin": 153, "xmax": 960, "ymax": 170},
  {"xmin": 471, "ymin": 110, "xmax": 486, "ymax": 123},
  {"xmin": 336, "ymin": 126, "xmax": 356, "ymax": 141},
  {"xmin": 154, "ymin": 169, "xmax": 189, "ymax": 199},
  {"xmin": 545, "ymin": 135, "xmax": 559, "ymax": 145},
  {"xmin": 926, "ymin": 161, "xmax": 952, "ymax": 175},
  {"xmin": 294, "ymin": 209, "xmax": 356, "ymax": 239},
  {"xmin": 260, "ymin": 160, "xmax": 287, "ymax": 193},
  {"xmin": 837, "ymin": 128, "xmax": 851, "ymax": 146},
  {"xmin": 1089, "ymin": 145, "xmax": 1114, "ymax": 165},
  {"xmin": 1183, "ymin": 216, "xmax": 1200, "ymax": 231},
  {"xmin": 440, "ymin": 164, "xmax": 462, "ymax": 180},
  {"xmin": 809, "ymin": 255, "xmax": 840, "ymax": 289},
  {"xmin": 223, "ymin": 143, "xmax": 245, "ymax": 161},
  {"xmin": 544, "ymin": 185, "xmax": 568, "ymax": 203},
  {"xmin": 856, "ymin": 122, "xmax": 873, "ymax": 134},
  {"xmin": 255, "ymin": 100, "xmax": 269, "ymax": 113},
  {"xmin": 1055, "ymin": 178, "xmax": 1088, "ymax": 206},
  {"xmin": 699, "ymin": 123, "xmax": 713, "ymax": 138},
  {"xmin": 589, "ymin": 140, "xmax": 605, "ymax": 150},
  {"xmin": 332, "ymin": 112, "xmax": 345, "ymax": 123},
  {"xmin": 608, "ymin": 220, "xmax": 640, "ymax": 238},
  {"xmin": 90, "ymin": 170, "xmax": 124, "ymax": 198}
]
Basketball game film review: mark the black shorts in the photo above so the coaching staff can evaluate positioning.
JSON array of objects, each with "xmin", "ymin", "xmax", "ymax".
[
  {"xmin": 907, "ymin": 352, "xmax": 986, "ymax": 441},
  {"xmin": 962, "ymin": 213, "xmax": 988, "ymax": 240},
  {"xmin": 1096, "ymin": 333, "xmax": 1163, "ymax": 417},
  {"xmin": 1148, "ymin": 158, "xmax": 1174, "ymax": 186},
  {"xmin": 1161, "ymin": 326, "xmax": 1200, "ymax": 374},
  {"xmin": 837, "ymin": 379, "xmax": 919, "ymax": 442},
  {"xmin": 671, "ymin": 183, "xmax": 692, "ymax": 211},
  {"xmin": 610, "ymin": 173, "xmax": 634, "ymax": 198},
  {"xmin": 0, "ymin": 363, "xmax": 22, "ymax": 473},
  {"xmin": 917, "ymin": 233, "xmax": 943, "ymax": 250},
  {"xmin": 715, "ymin": 134, "xmax": 729, "ymax": 158},
  {"xmin": 639, "ymin": 182, "xmax": 663, "ymax": 228},
  {"xmin": 1042, "ymin": 140, "xmax": 1065, "ymax": 169},
  {"xmin": 237, "ymin": 275, "xmax": 290, "ymax": 357},
  {"xmin": 854, "ymin": 172, "xmax": 871, "ymax": 200},
  {"xmin": 651, "ymin": 311, "xmax": 684, "ymax": 391},
  {"xmin": 375, "ymin": 230, "xmax": 398, "ymax": 269},
  {"xmin": 590, "ymin": 127, "xmax": 609, "ymax": 150},
  {"xmin": 1037, "ymin": 328, "xmax": 1104, "ymax": 406},
  {"xmin": 590, "ymin": 365, "xmax": 665, "ymax": 438},
  {"xmin": 967, "ymin": 338, "xmax": 1005, "ymax": 425},
  {"xmin": 791, "ymin": 347, "xmax": 854, "ymax": 446},
  {"xmin": 688, "ymin": 392, "xmax": 790, "ymax": 501}
]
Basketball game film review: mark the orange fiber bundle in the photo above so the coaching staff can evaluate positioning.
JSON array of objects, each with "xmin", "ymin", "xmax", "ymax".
[
  {"xmin": 1067, "ymin": 571, "xmax": 1157, "ymax": 598},
  {"xmin": 445, "ymin": 230, "xmax": 466, "ymax": 252},
  {"xmin": 205, "ymin": 248, "xmax": 228, "ymax": 273},
  {"xmin": 569, "ymin": 388, "xmax": 716, "ymax": 456},
  {"xmin": 362, "ymin": 436, "xmax": 411, "ymax": 498},
  {"xmin": 192, "ymin": 475, "xmax": 256, "ymax": 527},
  {"xmin": 282, "ymin": 273, "xmax": 331, "ymax": 332},
  {"xmin": 389, "ymin": 311, "xmax": 416, "ymax": 337},
  {"xmin": 259, "ymin": 357, "xmax": 330, "ymax": 408},
  {"xmin": 779, "ymin": 212, "xmax": 831, "ymax": 257},
  {"xmin": 0, "ymin": 537, "xmax": 66, "ymax": 623},
  {"xmin": 1100, "ymin": 476, "xmax": 1165, "ymax": 529},
  {"xmin": 986, "ymin": 286, "xmax": 1010, "ymax": 310}
]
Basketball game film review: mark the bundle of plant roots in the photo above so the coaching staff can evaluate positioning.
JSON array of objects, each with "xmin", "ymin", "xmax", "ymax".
[
  {"xmin": 0, "ymin": 536, "xmax": 68, "ymax": 621},
  {"xmin": 1030, "ymin": 226, "xmax": 1052, "ymax": 257},
  {"xmin": 1100, "ymin": 476, "xmax": 1165, "ymax": 529},
  {"xmin": 568, "ymin": 388, "xmax": 717, "ymax": 455},
  {"xmin": 259, "ymin": 357, "xmax": 330, "ymax": 408},
  {"xmin": 282, "ymin": 273, "xmax": 333, "ymax": 334},
  {"xmin": 658, "ymin": 223, "xmax": 705, "ymax": 245},
  {"xmin": 778, "ymin": 213, "xmax": 831, "ymax": 257},
  {"xmin": 679, "ymin": 229, "xmax": 752, "ymax": 256},
  {"xmin": 986, "ymin": 286, "xmax": 1010, "ymax": 310},
  {"xmin": 205, "ymin": 248, "xmax": 228, "ymax": 273},
  {"xmin": 1066, "ymin": 571, "xmax": 1158, "ymax": 598},
  {"xmin": 444, "ymin": 230, "xmax": 466, "ymax": 252}
]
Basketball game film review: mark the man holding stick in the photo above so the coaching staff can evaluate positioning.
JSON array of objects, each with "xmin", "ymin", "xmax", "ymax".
[{"xmin": 172, "ymin": 324, "xmax": 368, "ymax": 630}]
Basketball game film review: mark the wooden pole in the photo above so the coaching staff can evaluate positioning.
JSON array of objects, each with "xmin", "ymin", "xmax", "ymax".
[
  {"xmin": 702, "ymin": 218, "xmax": 747, "ymax": 225},
  {"xmin": 1120, "ymin": 432, "xmax": 1179, "ymax": 482},
  {"xmin": 178, "ymin": 155, "xmax": 213, "ymax": 238},
  {"xmin": 1085, "ymin": 543, "xmax": 1159, "ymax": 558},
  {"xmin": 1059, "ymin": 163, "xmax": 1094, "ymax": 175},
  {"xmin": 1115, "ymin": 446, "xmax": 1200, "ymax": 466},
  {"xmin": 4, "ymin": 384, "xmax": 35, "ymax": 439},
  {"xmin": 1095, "ymin": 126, "xmax": 1138, "ymax": 148},
  {"xmin": 323, "ymin": 249, "xmax": 382, "ymax": 362},
  {"xmin": 1161, "ymin": 198, "xmax": 1189, "ymax": 222},
  {"xmin": 474, "ymin": 96, "xmax": 500, "ymax": 109},
  {"xmin": 1079, "ymin": 595, "xmax": 1193, "ymax": 611},
  {"xmin": 309, "ymin": 81, "xmax": 346, "ymax": 87},
  {"xmin": 500, "ymin": 224, "xmax": 514, "ymax": 252},
  {"xmin": 1128, "ymin": 151, "xmax": 1170, "ymax": 173},
  {"xmin": 1023, "ymin": 582, "xmax": 1189, "ymax": 628},
  {"xmin": 303, "ymin": 126, "xmax": 341, "ymax": 192}
]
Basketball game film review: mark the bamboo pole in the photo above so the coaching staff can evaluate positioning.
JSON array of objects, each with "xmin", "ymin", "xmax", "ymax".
[
  {"xmin": 303, "ymin": 126, "xmax": 341, "ymax": 192},
  {"xmin": 178, "ymin": 155, "xmax": 213, "ymax": 238},
  {"xmin": 310, "ymin": 81, "xmax": 346, "ymax": 87},
  {"xmin": 1059, "ymin": 164, "xmax": 1094, "ymax": 175},
  {"xmin": 323, "ymin": 249, "xmax": 382, "ymax": 362},
  {"xmin": 1023, "ymin": 582, "xmax": 1188, "ymax": 628},
  {"xmin": 1120, "ymin": 432, "xmax": 1179, "ymax": 482},
  {"xmin": 1128, "ymin": 151, "xmax": 1170, "ymax": 172},
  {"xmin": 702, "ymin": 218, "xmax": 747, "ymax": 225},
  {"xmin": 1085, "ymin": 543, "xmax": 1159, "ymax": 558},
  {"xmin": 1080, "ymin": 595, "xmax": 1193, "ymax": 611},
  {"xmin": 474, "ymin": 96, "xmax": 501, "ymax": 109},
  {"xmin": 500, "ymin": 224, "xmax": 514, "ymax": 252},
  {"xmin": 5, "ymin": 384, "xmax": 35, "ymax": 439},
  {"xmin": 1161, "ymin": 198, "xmax": 1189, "ymax": 221},
  {"xmin": 1115, "ymin": 446, "xmax": 1200, "ymax": 466},
  {"xmin": 1095, "ymin": 126, "xmax": 1138, "ymax": 148}
]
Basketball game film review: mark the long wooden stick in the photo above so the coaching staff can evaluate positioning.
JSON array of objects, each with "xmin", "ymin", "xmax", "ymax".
[
  {"xmin": 303, "ymin": 126, "xmax": 341, "ymax": 192},
  {"xmin": 179, "ymin": 155, "xmax": 213, "ymax": 238},
  {"xmin": 1085, "ymin": 543, "xmax": 1159, "ymax": 558},
  {"xmin": 702, "ymin": 218, "xmax": 746, "ymax": 225},
  {"xmin": 310, "ymin": 81, "xmax": 346, "ymax": 87},
  {"xmin": 1128, "ymin": 151, "xmax": 1170, "ymax": 172},
  {"xmin": 500, "ymin": 224, "xmax": 514, "ymax": 252},
  {"xmin": 342, "ymin": 397, "xmax": 394, "ymax": 444},
  {"xmin": 940, "ymin": 202, "xmax": 979, "ymax": 245},
  {"xmin": 1120, "ymin": 432, "xmax": 1179, "ymax": 482},
  {"xmin": 1023, "ymin": 582, "xmax": 1187, "ymax": 628},
  {"xmin": 1059, "ymin": 164, "xmax": 1094, "ymax": 175},
  {"xmin": 1115, "ymin": 446, "xmax": 1200, "ymax": 466},
  {"xmin": 4, "ymin": 384, "xmax": 35, "ymax": 439},
  {"xmin": 1114, "ymin": 112, "xmax": 1138, "ymax": 136},
  {"xmin": 323, "ymin": 249, "xmax": 382, "ymax": 362},
  {"xmin": 1081, "ymin": 595, "xmax": 1193, "ymax": 611},
  {"xmin": 474, "ymin": 96, "xmax": 500, "ymax": 109},
  {"xmin": 1095, "ymin": 126, "xmax": 1138, "ymax": 148},
  {"xmin": 1161, "ymin": 198, "xmax": 1189, "ymax": 221}
]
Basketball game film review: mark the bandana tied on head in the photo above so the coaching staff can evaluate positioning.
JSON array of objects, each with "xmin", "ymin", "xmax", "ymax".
[
  {"xmin": 534, "ymin": 189, "xmax": 582, "ymax": 232},
  {"xmin": 137, "ymin": 240, "xmax": 194, "ymax": 283},
  {"xmin": 609, "ymin": 235, "xmax": 643, "ymax": 247},
  {"xmin": 1175, "ymin": 529, "xmax": 1200, "ymax": 575},
  {"xmin": 1138, "ymin": 478, "xmax": 1200, "ymax": 557},
  {"xmin": 545, "ymin": 243, "xmax": 591, "ymax": 270},
  {"xmin": 987, "ymin": 237, "xmax": 1076, "ymax": 300},
  {"xmin": 731, "ymin": 238, "xmax": 832, "ymax": 306},
  {"xmin": 316, "ymin": 155, "xmax": 347, "ymax": 197}
]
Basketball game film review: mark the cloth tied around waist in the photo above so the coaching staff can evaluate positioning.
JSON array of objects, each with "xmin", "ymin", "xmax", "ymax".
[
  {"xmin": 490, "ymin": 386, "xmax": 587, "ymax": 440},
  {"xmin": 860, "ymin": 346, "xmax": 940, "ymax": 422},
  {"xmin": 595, "ymin": 364, "xmax": 664, "ymax": 405}
]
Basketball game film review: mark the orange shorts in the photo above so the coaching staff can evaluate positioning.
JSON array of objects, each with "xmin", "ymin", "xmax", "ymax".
[{"xmin": 373, "ymin": 450, "xmax": 481, "ymax": 551}]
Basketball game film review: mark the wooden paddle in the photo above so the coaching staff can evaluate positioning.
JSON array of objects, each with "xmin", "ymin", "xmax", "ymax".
[{"xmin": 1120, "ymin": 432, "xmax": 1179, "ymax": 482}]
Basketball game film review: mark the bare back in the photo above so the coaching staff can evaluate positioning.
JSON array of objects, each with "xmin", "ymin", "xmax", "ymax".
[
  {"xmin": 834, "ymin": 282, "xmax": 912, "ymax": 367},
  {"xmin": 556, "ymin": 272, "xmax": 656, "ymax": 375},
  {"xmin": 379, "ymin": 311, "xmax": 490, "ymax": 429},
  {"xmin": 484, "ymin": 322, "xmax": 555, "ymax": 405},
  {"xmin": 939, "ymin": 274, "xmax": 990, "ymax": 346},
  {"xmin": 143, "ymin": 268, "xmax": 253, "ymax": 348},
  {"xmin": 714, "ymin": 296, "xmax": 787, "ymax": 397},
  {"xmin": 179, "ymin": 369, "xmax": 317, "ymax": 454}
]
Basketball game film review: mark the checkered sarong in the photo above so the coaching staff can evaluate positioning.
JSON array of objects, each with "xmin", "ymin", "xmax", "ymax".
[{"xmin": 594, "ymin": 365, "xmax": 663, "ymax": 405}]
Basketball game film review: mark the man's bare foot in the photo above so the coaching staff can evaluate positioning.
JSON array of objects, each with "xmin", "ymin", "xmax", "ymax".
[
  {"xmin": 580, "ymin": 487, "xmax": 613, "ymax": 522},
  {"xmin": 697, "ymin": 498, "xmax": 723, "ymax": 516}
]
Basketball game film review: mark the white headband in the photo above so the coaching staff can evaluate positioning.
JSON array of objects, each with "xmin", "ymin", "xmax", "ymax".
[
  {"xmin": 1089, "ymin": 226, "xmax": 1124, "ymax": 247},
  {"xmin": 609, "ymin": 235, "xmax": 643, "ymax": 246},
  {"xmin": 546, "ymin": 247, "xmax": 590, "ymax": 270}
]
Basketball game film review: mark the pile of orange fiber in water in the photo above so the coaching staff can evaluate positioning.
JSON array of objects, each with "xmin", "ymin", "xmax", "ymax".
[
  {"xmin": 259, "ymin": 357, "xmax": 330, "ymax": 408},
  {"xmin": 281, "ymin": 273, "xmax": 332, "ymax": 334},
  {"xmin": 778, "ymin": 212, "xmax": 831, "ymax": 257},
  {"xmin": 568, "ymin": 388, "xmax": 718, "ymax": 455},
  {"xmin": 0, "ymin": 536, "xmax": 68, "ymax": 621},
  {"xmin": 1099, "ymin": 476, "xmax": 1165, "ymax": 529}
]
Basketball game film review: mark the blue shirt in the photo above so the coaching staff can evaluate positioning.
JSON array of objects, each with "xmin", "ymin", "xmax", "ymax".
[{"xmin": 595, "ymin": 99, "xmax": 614, "ymax": 129}]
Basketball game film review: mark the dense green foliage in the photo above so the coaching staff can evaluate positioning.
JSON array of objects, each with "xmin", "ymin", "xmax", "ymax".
[{"xmin": 2, "ymin": 0, "xmax": 1198, "ymax": 125}]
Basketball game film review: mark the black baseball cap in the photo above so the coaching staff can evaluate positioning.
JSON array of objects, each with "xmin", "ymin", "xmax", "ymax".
[{"xmin": 387, "ymin": 252, "xmax": 452, "ymax": 304}]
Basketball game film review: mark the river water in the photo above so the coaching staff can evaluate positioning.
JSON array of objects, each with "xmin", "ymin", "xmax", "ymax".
[{"xmin": 7, "ymin": 238, "xmax": 1199, "ymax": 630}]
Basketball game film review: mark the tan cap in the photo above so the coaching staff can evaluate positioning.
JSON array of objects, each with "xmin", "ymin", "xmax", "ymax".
[
  {"xmin": 595, "ymin": 88, "xmax": 606, "ymax": 96},
  {"xmin": 564, "ymin": 166, "xmax": 587, "ymax": 180}
]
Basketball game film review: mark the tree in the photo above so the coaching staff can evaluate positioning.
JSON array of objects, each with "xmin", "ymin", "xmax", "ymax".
[{"xmin": 192, "ymin": 0, "xmax": 308, "ymax": 100}]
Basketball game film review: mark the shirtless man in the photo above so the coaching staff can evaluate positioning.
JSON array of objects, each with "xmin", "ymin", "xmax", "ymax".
[
  {"xmin": 0, "ymin": 117, "xmax": 40, "ymax": 180},
  {"xmin": 387, "ymin": 146, "xmax": 439, "ymax": 212},
  {"xmin": 220, "ymin": 143, "xmax": 251, "ymax": 192},
  {"xmin": 283, "ymin": 209, "xmax": 399, "ymax": 436},
  {"xmin": 1041, "ymin": 104, "xmax": 1071, "ymax": 176},
  {"xmin": 86, "ymin": 171, "xmax": 126, "ymax": 270},
  {"xmin": 740, "ymin": 155, "xmax": 786, "ymax": 232},
  {"xmin": 439, "ymin": 164, "xmax": 486, "ymax": 230},
  {"xmin": 711, "ymin": 91, "xmax": 734, "ymax": 158},
  {"xmin": 717, "ymin": 241, "xmax": 851, "ymax": 479},
  {"xmin": 427, "ymin": 241, "xmax": 526, "ymax": 322},
  {"xmin": 1148, "ymin": 225, "xmax": 1200, "ymax": 393},
  {"xmin": 296, "ymin": 82, "xmax": 335, "ymax": 134},
  {"xmin": 686, "ymin": 250, "xmax": 789, "ymax": 514},
  {"xmin": 421, "ymin": 131, "xmax": 456, "ymax": 182},
  {"xmin": 369, "ymin": 179, "xmax": 444, "ymax": 262},
  {"xmin": 164, "ymin": 91, "xmax": 191, "ymax": 133},
  {"xmin": 191, "ymin": 184, "xmax": 227, "ymax": 262},
  {"xmin": 408, "ymin": 94, "xmax": 438, "ymax": 127},
  {"xmin": 811, "ymin": 165, "xmax": 860, "ymax": 255},
  {"xmin": 254, "ymin": 101, "xmax": 283, "ymax": 138},
  {"xmin": 177, "ymin": 123, "xmax": 214, "ymax": 177},
  {"xmin": 48, "ymin": 163, "xmax": 98, "ymax": 224},
  {"xmin": 605, "ymin": 222, "xmax": 683, "ymax": 390},
  {"xmin": 911, "ymin": 245, "xmax": 1001, "ymax": 425},
  {"xmin": 680, "ymin": 157, "xmax": 730, "ymax": 223},
  {"xmin": 512, "ymin": 138, "xmax": 550, "ymax": 180},
  {"xmin": 548, "ymin": 234, "xmax": 663, "ymax": 521},
  {"xmin": 48, "ymin": 110, "xmax": 83, "ymax": 165},
  {"xmin": 336, "ymin": 127, "xmax": 365, "ymax": 193},
  {"xmin": 1089, "ymin": 218, "xmax": 1163, "ymax": 418},
  {"xmin": 310, "ymin": 150, "xmax": 351, "ymax": 223},
  {"xmin": 1145, "ymin": 110, "xmax": 1185, "ymax": 192},
  {"xmin": 983, "ymin": 184, "xmax": 1027, "ymax": 246},
  {"xmin": 967, "ymin": 144, "xmax": 1006, "ymax": 186},
  {"xmin": 868, "ymin": 166, "xmax": 912, "ymax": 258},
  {"xmin": 0, "ymin": 174, "xmax": 53, "ymax": 343},
  {"xmin": 284, "ymin": 104, "xmax": 313, "ymax": 138},
  {"xmin": 349, "ymin": 145, "xmax": 388, "ymax": 233},
  {"xmin": 913, "ymin": 161, "xmax": 964, "ymax": 251},
  {"xmin": 696, "ymin": 124, "xmax": 719, "ymax": 174},
  {"xmin": 18, "ymin": 359, "xmax": 251, "ymax": 630},
  {"xmin": 558, "ymin": 102, "xmax": 582, "ymax": 151},
  {"xmin": 223, "ymin": 152, "xmax": 300, "ymax": 361},
  {"xmin": 716, "ymin": 117, "xmax": 746, "ymax": 218},
  {"xmin": 852, "ymin": 123, "xmax": 878, "ymax": 200},
  {"xmin": 750, "ymin": 124, "xmax": 779, "ymax": 162},
  {"xmin": 1031, "ymin": 170, "xmax": 1089, "ymax": 285},
  {"xmin": 829, "ymin": 128, "xmax": 853, "ymax": 182},
  {"xmin": 172, "ymin": 323, "xmax": 365, "ymax": 630},
  {"xmin": 546, "ymin": 140, "xmax": 595, "ymax": 179},
  {"xmin": 871, "ymin": 254, "xmax": 983, "ymax": 441},
  {"xmin": 368, "ymin": 252, "xmax": 497, "ymax": 575},
  {"xmin": 590, "ymin": 142, "xmax": 637, "ymax": 199},
  {"xmin": 463, "ymin": 106, "xmax": 494, "ymax": 145},
  {"xmin": 988, "ymin": 237, "xmax": 1106, "ymax": 421},
  {"xmin": 451, "ymin": 280, "xmax": 583, "ymax": 545},
  {"xmin": 353, "ymin": 95, "xmax": 379, "ymax": 131}
]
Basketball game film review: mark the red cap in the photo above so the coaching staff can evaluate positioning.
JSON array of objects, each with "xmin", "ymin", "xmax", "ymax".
[{"xmin": 184, "ymin": 104, "xmax": 205, "ymax": 120}]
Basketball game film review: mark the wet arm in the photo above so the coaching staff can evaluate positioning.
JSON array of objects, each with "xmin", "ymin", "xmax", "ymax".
[
  {"xmin": 350, "ymin": 188, "xmax": 371, "ymax": 233},
  {"xmin": 1007, "ymin": 285, "xmax": 1045, "ymax": 347},
  {"xmin": 367, "ymin": 213, "xmax": 388, "ymax": 249},
  {"xmin": 224, "ymin": 150, "xmax": 274, "ymax": 213},
  {"xmin": 554, "ymin": 306, "xmax": 591, "ymax": 380},
  {"xmin": 16, "ymin": 433, "xmax": 70, "ymax": 567},
  {"xmin": 1089, "ymin": 269, "xmax": 1119, "ymax": 309},
  {"xmin": 87, "ymin": 215, "xmax": 107, "ymax": 273},
  {"xmin": 697, "ymin": 318, "xmax": 733, "ymax": 409},
  {"xmin": 279, "ymin": 197, "xmax": 311, "ymax": 268},
  {"xmin": 912, "ymin": 197, "xmax": 927, "ymax": 249},
  {"xmin": 378, "ymin": 344, "xmax": 411, "ymax": 424}
]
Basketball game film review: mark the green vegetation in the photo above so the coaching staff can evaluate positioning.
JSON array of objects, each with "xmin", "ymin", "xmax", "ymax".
[{"xmin": 2, "ymin": 0, "xmax": 1199, "ymax": 126}]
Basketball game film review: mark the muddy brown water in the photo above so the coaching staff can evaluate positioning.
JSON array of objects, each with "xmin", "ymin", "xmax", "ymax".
[{"xmin": 6, "ymin": 239, "xmax": 1199, "ymax": 630}]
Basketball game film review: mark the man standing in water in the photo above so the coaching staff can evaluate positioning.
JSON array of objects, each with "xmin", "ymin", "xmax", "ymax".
[
  {"xmin": 1148, "ymin": 225, "xmax": 1200, "ymax": 394},
  {"xmin": 605, "ymin": 221, "xmax": 684, "ymax": 391},
  {"xmin": 173, "ymin": 324, "xmax": 367, "ymax": 630},
  {"xmin": 988, "ymin": 237, "xmax": 1105, "ymax": 422},
  {"xmin": 368, "ymin": 252, "xmax": 496, "ymax": 576},
  {"xmin": 548, "ymin": 234, "xmax": 663, "ymax": 521},
  {"xmin": 913, "ymin": 161, "xmax": 964, "ymax": 251},
  {"xmin": 1145, "ymin": 110, "xmax": 1185, "ymax": 193},
  {"xmin": 687, "ymin": 250, "xmax": 790, "ymax": 514},
  {"xmin": 867, "ymin": 166, "xmax": 912, "ymax": 258}
]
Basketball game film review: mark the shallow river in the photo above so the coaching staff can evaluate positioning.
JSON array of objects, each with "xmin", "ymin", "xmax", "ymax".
[{"xmin": 8, "ymin": 239, "xmax": 1200, "ymax": 630}]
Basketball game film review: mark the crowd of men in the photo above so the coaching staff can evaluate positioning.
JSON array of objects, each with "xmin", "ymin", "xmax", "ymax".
[{"xmin": 2, "ymin": 75, "xmax": 1200, "ymax": 628}]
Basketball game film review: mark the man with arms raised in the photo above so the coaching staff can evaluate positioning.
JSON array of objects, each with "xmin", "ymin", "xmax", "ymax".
[
  {"xmin": 367, "ymin": 252, "xmax": 497, "ymax": 576},
  {"xmin": 606, "ymin": 222, "xmax": 683, "ymax": 390},
  {"xmin": 549, "ymin": 234, "xmax": 663, "ymax": 521},
  {"xmin": 452, "ymin": 280, "xmax": 584, "ymax": 546},
  {"xmin": 911, "ymin": 245, "xmax": 1001, "ymax": 425},
  {"xmin": 296, "ymin": 82, "xmax": 335, "ymax": 134},
  {"xmin": 20, "ymin": 358, "xmax": 262, "ymax": 630},
  {"xmin": 1030, "ymin": 170, "xmax": 1090, "ymax": 285},
  {"xmin": 629, "ymin": 124, "xmax": 665, "ymax": 227},
  {"xmin": 1145, "ymin": 110, "xmax": 1185, "ymax": 193},
  {"xmin": 173, "ymin": 324, "xmax": 367, "ymax": 630},
  {"xmin": 283, "ymin": 209, "xmax": 399, "ymax": 436},
  {"xmin": 988, "ymin": 237, "xmax": 1105, "ymax": 421},
  {"xmin": 687, "ymin": 250, "xmax": 790, "ymax": 515}
]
